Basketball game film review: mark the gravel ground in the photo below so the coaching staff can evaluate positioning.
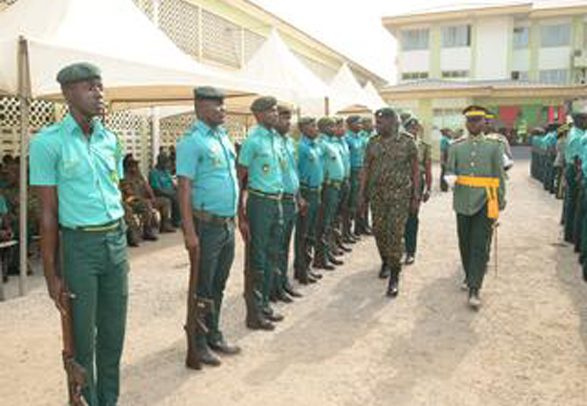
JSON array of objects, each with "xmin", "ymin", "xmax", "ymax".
[{"xmin": 1, "ymin": 149, "xmax": 586, "ymax": 406}]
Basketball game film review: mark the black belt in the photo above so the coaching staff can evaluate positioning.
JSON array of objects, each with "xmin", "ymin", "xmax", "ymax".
[
  {"xmin": 282, "ymin": 193, "xmax": 295, "ymax": 201},
  {"xmin": 300, "ymin": 183, "xmax": 321, "ymax": 192},
  {"xmin": 248, "ymin": 189, "xmax": 283, "ymax": 201},
  {"xmin": 193, "ymin": 210, "xmax": 235, "ymax": 226},
  {"xmin": 70, "ymin": 219, "xmax": 122, "ymax": 232}
]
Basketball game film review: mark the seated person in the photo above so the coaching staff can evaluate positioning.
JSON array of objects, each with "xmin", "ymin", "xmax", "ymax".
[
  {"xmin": 149, "ymin": 154, "xmax": 180, "ymax": 227},
  {"xmin": 120, "ymin": 180, "xmax": 148, "ymax": 246},
  {"xmin": 123, "ymin": 156, "xmax": 175, "ymax": 235}
]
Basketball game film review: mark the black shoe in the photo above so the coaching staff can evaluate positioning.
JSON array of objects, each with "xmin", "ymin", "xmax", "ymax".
[
  {"xmin": 339, "ymin": 243, "xmax": 352, "ymax": 252},
  {"xmin": 309, "ymin": 270, "xmax": 323, "ymax": 279},
  {"xmin": 405, "ymin": 255, "xmax": 415, "ymax": 265},
  {"xmin": 276, "ymin": 290, "xmax": 294, "ymax": 303},
  {"xmin": 313, "ymin": 260, "xmax": 335, "ymax": 271},
  {"xmin": 269, "ymin": 293, "xmax": 278, "ymax": 303},
  {"xmin": 246, "ymin": 317, "xmax": 275, "ymax": 331},
  {"xmin": 299, "ymin": 274, "xmax": 317, "ymax": 284},
  {"xmin": 363, "ymin": 226, "xmax": 373, "ymax": 236},
  {"xmin": 284, "ymin": 284, "xmax": 303, "ymax": 298},
  {"xmin": 328, "ymin": 255, "xmax": 344, "ymax": 266},
  {"xmin": 379, "ymin": 263, "xmax": 391, "ymax": 279},
  {"xmin": 263, "ymin": 309, "xmax": 284, "ymax": 322},
  {"xmin": 196, "ymin": 343, "xmax": 222, "ymax": 366},
  {"xmin": 143, "ymin": 230, "xmax": 158, "ymax": 241},
  {"xmin": 208, "ymin": 338, "xmax": 241, "ymax": 355},
  {"xmin": 386, "ymin": 274, "xmax": 399, "ymax": 298}
]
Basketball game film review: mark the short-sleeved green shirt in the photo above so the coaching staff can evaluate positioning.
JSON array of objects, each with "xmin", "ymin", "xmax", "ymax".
[
  {"xmin": 29, "ymin": 114, "xmax": 124, "ymax": 228},
  {"xmin": 238, "ymin": 124, "xmax": 286, "ymax": 194}
]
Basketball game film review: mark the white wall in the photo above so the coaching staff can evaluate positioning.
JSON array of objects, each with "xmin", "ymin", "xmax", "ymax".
[
  {"xmin": 440, "ymin": 47, "xmax": 471, "ymax": 71},
  {"xmin": 538, "ymin": 46, "xmax": 571, "ymax": 70},
  {"xmin": 400, "ymin": 50, "xmax": 430, "ymax": 73},
  {"xmin": 512, "ymin": 49, "xmax": 530, "ymax": 71},
  {"xmin": 475, "ymin": 17, "xmax": 511, "ymax": 79}
]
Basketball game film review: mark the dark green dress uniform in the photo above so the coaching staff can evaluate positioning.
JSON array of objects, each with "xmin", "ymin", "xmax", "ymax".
[
  {"xmin": 345, "ymin": 124, "xmax": 368, "ymax": 234},
  {"xmin": 314, "ymin": 125, "xmax": 345, "ymax": 268},
  {"xmin": 294, "ymin": 123, "xmax": 324, "ymax": 282},
  {"xmin": 176, "ymin": 115, "xmax": 239, "ymax": 348},
  {"xmin": 335, "ymin": 127, "xmax": 353, "ymax": 242},
  {"xmin": 30, "ymin": 107, "xmax": 128, "ymax": 405},
  {"xmin": 238, "ymin": 120, "xmax": 286, "ymax": 321},
  {"xmin": 446, "ymin": 108, "xmax": 506, "ymax": 302},
  {"xmin": 563, "ymin": 125, "xmax": 583, "ymax": 243},
  {"xmin": 274, "ymin": 132, "xmax": 300, "ymax": 296},
  {"xmin": 364, "ymin": 123, "xmax": 418, "ymax": 280}
]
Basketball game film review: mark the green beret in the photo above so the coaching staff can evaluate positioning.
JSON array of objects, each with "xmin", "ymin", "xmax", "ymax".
[
  {"xmin": 298, "ymin": 116, "xmax": 316, "ymax": 127},
  {"xmin": 375, "ymin": 107, "xmax": 398, "ymax": 120},
  {"xmin": 346, "ymin": 115, "xmax": 362, "ymax": 125},
  {"xmin": 56, "ymin": 62, "xmax": 101, "ymax": 85},
  {"xmin": 317, "ymin": 116, "xmax": 335, "ymax": 130},
  {"xmin": 250, "ymin": 96, "xmax": 278, "ymax": 113},
  {"xmin": 194, "ymin": 86, "xmax": 224, "ymax": 101}
]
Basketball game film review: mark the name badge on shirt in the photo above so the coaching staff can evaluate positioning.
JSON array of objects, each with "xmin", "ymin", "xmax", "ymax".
[{"xmin": 262, "ymin": 164, "xmax": 270, "ymax": 174}]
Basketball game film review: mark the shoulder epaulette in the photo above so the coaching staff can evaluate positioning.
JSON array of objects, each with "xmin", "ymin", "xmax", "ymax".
[
  {"xmin": 485, "ymin": 133, "xmax": 503, "ymax": 142},
  {"xmin": 452, "ymin": 137, "xmax": 467, "ymax": 144}
]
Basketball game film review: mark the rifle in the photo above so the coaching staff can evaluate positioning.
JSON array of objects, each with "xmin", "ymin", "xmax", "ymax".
[
  {"xmin": 57, "ymin": 234, "xmax": 87, "ymax": 406},
  {"xmin": 59, "ymin": 290, "xmax": 88, "ymax": 406},
  {"xmin": 184, "ymin": 243, "xmax": 214, "ymax": 370},
  {"xmin": 493, "ymin": 222, "xmax": 499, "ymax": 277}
]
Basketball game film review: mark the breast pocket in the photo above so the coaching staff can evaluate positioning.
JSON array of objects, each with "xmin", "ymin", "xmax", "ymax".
[{"xmin": 60, "ymin": 158, "xmax": 90, "ymax": 180}]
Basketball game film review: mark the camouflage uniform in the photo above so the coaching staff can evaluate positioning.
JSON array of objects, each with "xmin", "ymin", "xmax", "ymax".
[
  {"xmin": 365, "ymin": 131, "xmax": 418, "ymax": 273},
  {"xmin": 120, "ymin": 178, "xmax": 158, "ymax": 239},
  {"xmin": 125, "ymin": 174, "xmax": 172, "ymax": 230}
]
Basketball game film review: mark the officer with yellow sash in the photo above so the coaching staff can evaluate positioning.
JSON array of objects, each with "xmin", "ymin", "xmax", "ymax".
[{"xmin": 446, "ymin": 105, "xmax": 506, "ymax": 310}]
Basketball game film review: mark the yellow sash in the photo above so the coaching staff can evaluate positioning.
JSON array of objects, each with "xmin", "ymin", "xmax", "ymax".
[{"xmin": 456, "ymin": 176, "xmax": 500, "ymax": 219}]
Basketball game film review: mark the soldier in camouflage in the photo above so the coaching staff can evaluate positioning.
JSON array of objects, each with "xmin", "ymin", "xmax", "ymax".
[{"xmin": 359, "ymin": 107, "xmax": 420, "ymax": 297}]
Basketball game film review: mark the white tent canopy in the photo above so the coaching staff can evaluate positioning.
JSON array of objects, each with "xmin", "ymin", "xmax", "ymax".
[
  {"xmin": 240, "ymin": 30, "xmax": 330, "ymax": 114},
  {"xmin": 363, "ymin": 81, "xmax": 387, "ymax": 111},
  {"xmin": 327, "ymin": 63, "xmax": 371, "ymax": 114},
  {"xmin": 0, "ymin": 0, "xmax": 267, "ymax": 102}
]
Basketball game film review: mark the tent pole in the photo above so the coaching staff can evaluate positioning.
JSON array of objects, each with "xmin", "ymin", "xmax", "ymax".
[
  {"xmin": 17, "ymin": 36, "xmax": 31, "ymax": 297},
  {"xmin": 324, "ymin": 97, "xmax": 329, "ymax": 116},
  {"xmin": 151, "ymin": 107, "xmax": 160, "ymax": 165}
]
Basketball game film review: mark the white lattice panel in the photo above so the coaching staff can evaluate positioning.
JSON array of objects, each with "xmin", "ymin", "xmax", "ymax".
[
  {"xmin": 132, "ymin": 0, "xmax": 154, "ymax": 20},
  {"xmin": 202, "ymin": 10, "xmax": 242, "ymax": 68},
  {"xmin": 159, "ymin": 0, "xmax": 199, "ymax": 58},
  {"xmin": 244, "ymin": 29, "xmax": 265, "ymax": 62},
  {"xmin": 294, "ymin": 52, "xmax": 338, "ymax": 83},
  {"xmin": 160, "ymin": 113, "xmax": 195, "ymax": 148},
  {"xmin": 106, "ymin": 111, "xmax": 152, "ymax": 172}
]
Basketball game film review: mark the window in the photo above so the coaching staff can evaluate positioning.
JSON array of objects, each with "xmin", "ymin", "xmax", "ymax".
[
  {"xmin": 513, "ymin": 26, "xmax": 529, "ymax": 49},
  {"xmin": 401, "ymin": 29, "xmax": 429, "ymax": 51},
  {"xmin": 539, "ymin": 69, "xmax": 569, "ymax": 84},
  {"xmin": 441, "ymin": 70, "xmax": 469, "ymax": 78},
  {"xmin": 401, "ymin": 71, "xmax": 429, "ymax": 80},
  {"xmin": 511, "ymin": 71, "xmax": 529, "ymax": 81},
  {"xmin": 441, "ymin": 25, "xmax": 471, "ymax": 48},
  {"xmin": 540, "ymin": 24, "xmax": 571, "ymax": 47}
]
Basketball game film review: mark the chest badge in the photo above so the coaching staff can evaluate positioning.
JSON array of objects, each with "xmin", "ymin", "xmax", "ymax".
[{"xmin": 262, "ymin": 164, "xmax": 270, "ymax": 174}]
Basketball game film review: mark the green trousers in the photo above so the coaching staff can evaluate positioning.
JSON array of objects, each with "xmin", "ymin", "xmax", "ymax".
[
  {"xmin": 294, "ymin": 187, "xmax": 320, "ymax": 274},
  {"xmin": 245, "ymin": 194, "xmax": 283, "ymax": 318},
  {"xmin": 275, "ymin": 198, "xmax": 297, "ymax": 292},
  {"xmin": 316, "ymin": 184, "xmax": 340, "ymax": 261},
  {"xmin": 61, "ymin": 223, "xmax": 128, "ymax": 406},
  {"xmin": 456, "ymin": 207, "xmax": 493, "ymax": 290},
  {"xmin": 194, "ymin": 217, "xmax": 235, "ymax": 346},
  {"xmin": 564, "ymin": 164, "xmax": 577, "ymax": 243}
]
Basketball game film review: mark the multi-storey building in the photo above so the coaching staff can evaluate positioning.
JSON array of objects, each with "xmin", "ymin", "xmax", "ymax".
[{"xmin": 381, "ymin": 1, "xmax": 587, "ymax": 139}]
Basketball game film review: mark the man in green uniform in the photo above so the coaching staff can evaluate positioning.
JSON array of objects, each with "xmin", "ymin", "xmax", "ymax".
[
  {"xmin": 345, "ymin": 115, "xmax": 367, "ymax": 239},
  {"xmin": 334, "ymin": 117, "xmax": 355, "ymax": 248},
  {"xmin": 124, "ymin": 158, "xmax": 175, "ymax": 235},
  {"xmin": 149, "ymin": 153, "xmax": 180, "ymax": 227},
  {"xmin": 402, "ymin": 115, "xmax": 431, "ymax": 265},
  {"xmin": 177, "ymin": 86, "xmax": 241, "ymax": 368},
  {"xmin": 564, "ymin": 104, "xmax": 585, "ymax": 244},
  {"xmin": 237, "ymin": 96, "xmax": 286, "ymax": 330},
  {"xmin": 272, "ymin": 105, "xmax": 304, "ymax": 302},
  {"xmin": 446, "ymin": 106, "xmax": 506, "ymax": 309},
  {"xmin": 30, "ymin": 63, "xmax": 128, "ymax": 405},
  {"xmin": 359, "ymin": 107, "xmax": 419, "ymax": 297},
  {"xmin": 294, "ymin": 117, "xmax": 324, "ymax": 284},
  {"xmin": 313, "ymin": 117, "xmax": 345, "ymax": 271}
]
